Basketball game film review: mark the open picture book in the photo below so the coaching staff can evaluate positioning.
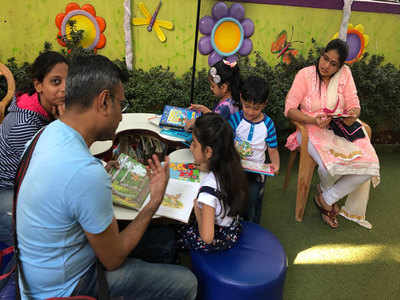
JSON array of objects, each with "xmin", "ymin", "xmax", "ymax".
[{"xmin": 109, "ymin": 153, "xmax": 200, "ymax": 223}]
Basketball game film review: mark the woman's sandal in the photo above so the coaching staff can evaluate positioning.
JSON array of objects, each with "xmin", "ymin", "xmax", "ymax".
[
  {"xmin": 316, "ymin": 184, "xmax": 340, "ymax": 216},
  {"xmin": 313, "ymin": 194, "xmax": 339, "ymax": 229}
]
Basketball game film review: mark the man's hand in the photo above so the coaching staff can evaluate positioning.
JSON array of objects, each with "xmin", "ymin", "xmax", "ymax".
[
  {"xmin": 315, "ymin": 114, "xmax": 332, "ymax": 128},
  {"xmin": 146, "ymin": 154, "xmax": 170, "ymax": 210},
  {"xmin": 189, "ymin": 104, "xmax": 211, "ymax": 114},
  {"xmin": 104, "ymin": 160, "xmax": 120, "ymax": 173}
]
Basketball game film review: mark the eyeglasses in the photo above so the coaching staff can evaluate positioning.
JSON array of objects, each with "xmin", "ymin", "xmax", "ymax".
[
  {"xmin": 321, "ymin": 54, "xmax": 339, "ymax": 68},
  {"xmin": 121, "ymin": 99, "xmax": 131, "ymax": 113}
]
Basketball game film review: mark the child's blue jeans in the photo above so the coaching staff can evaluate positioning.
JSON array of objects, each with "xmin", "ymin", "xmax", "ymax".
[{"xmin": 245, "ymin": 173, "xmax": 266, "ymax": 224}]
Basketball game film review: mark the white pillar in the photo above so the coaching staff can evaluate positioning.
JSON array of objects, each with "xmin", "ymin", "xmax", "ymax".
[{"xmin": 124, "ymin": 0, "xmax": 133, "ymax": 70}]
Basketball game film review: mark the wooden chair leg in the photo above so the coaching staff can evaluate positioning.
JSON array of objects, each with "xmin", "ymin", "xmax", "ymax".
[
  {"xmin": 283, "ymin": 150, "xmax": 298, "ymax": 191},
  {"xmin": 295, "ymin": 150, "xmax": 316, "ymax": 222}
]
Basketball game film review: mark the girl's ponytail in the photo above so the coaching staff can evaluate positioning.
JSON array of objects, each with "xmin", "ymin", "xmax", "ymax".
[{"xmin": 229, "ymin": 64, "xmax": 241, "ymax": 105}]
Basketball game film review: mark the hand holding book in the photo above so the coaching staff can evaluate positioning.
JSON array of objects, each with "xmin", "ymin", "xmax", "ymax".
[
  {"xmin": 146, "ymin": 154, "xmax": 170, "ymax": 210},
  {"xmin": 109, "ymin": 153, "xmax": 200, "ymax": 223}
]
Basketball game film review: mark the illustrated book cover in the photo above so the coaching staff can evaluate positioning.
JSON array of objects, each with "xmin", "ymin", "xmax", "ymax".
[
  {"xmin": 159, "ymin": 105, "xmax": 200, "ymax": 130},
  {"xmin": 241, "ymin": 159, "xmax": 275, "ymax": 176},
  {"xmin": 110, "ymin": 154, "xmax": 200, "ymax": 223}
]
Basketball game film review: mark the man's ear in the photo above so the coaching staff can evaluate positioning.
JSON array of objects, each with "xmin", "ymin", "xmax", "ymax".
[
  {"xmin": 205, "ymin": 145, "xmax": 213, "ymax": 160},
  {"xmin": 33, "ymin": 79, "xmax": 42, "ymax": 94},
  {"xmin": 94, "ymin": 90, "xmax": 110, "ymax": 115}
]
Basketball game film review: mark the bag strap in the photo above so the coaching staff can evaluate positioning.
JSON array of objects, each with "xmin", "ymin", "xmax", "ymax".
[
  {"xmin": 12, "ymin": 128, "xmax": 110, "ymax": 299},
  {"xmin": 197, "ymin": 186, "xmax": 220, "ymax": 199},
  {"xmin": 0, "ymin": 245, "xmax": 15, "ymax": 280},
  {"xmin": 13, "ymin": 128, "xmax": 45, "ymax": 299}
]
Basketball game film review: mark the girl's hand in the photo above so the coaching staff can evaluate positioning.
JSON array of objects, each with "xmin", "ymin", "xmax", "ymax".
[
  {"xmin": 105, "ymin": 160, "xmax": 120, "ymax": 172},
  {"xmin": 315, "ymin": 114, "xmax": 332, "ymax": 128},
  {"xmin": 51, "ymin": 103, "xmax": 65, "ymax": 119},
  {"xmin": 184, "ymin": 119, "xmax": 195, "ymax": 132},
  {"xmin": 189, "ymin": 104, "xmax": 211, "ymax": 114}
]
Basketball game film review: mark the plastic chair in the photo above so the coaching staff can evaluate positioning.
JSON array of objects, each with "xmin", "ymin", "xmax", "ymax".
[
  {"xmin": 0, "ymin": 62, "xmax": 16, "ymax": 123},
  {"xmin": 190, "ymin": 221, "xmax": 287, "ymax": 300},
  {"xmin": 283, "ymin": 120, "xmax": 372, "ymax": 222}
]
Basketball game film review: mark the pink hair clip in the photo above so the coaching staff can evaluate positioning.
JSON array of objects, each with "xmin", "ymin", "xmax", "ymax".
[{"xmin": 223, "ymin": 59, "xmax": 237, "ymax": 68}]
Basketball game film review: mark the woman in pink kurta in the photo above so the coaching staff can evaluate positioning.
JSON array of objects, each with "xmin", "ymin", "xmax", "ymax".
[{"xmin": 284, "ymin": 39, "xmax": 379, "ymax": 229}]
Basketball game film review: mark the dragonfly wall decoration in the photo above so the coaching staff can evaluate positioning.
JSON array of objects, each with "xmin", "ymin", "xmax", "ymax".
[{"xmin": 132, "ymin": 1, "xmax": 174, "ymax": 42}]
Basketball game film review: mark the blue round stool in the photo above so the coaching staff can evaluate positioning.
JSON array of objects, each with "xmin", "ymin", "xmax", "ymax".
[{"xmin": 190, "ymin": 221, "xmax": 287, "ymax": 300}]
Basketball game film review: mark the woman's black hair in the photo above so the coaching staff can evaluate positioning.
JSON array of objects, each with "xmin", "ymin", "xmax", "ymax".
[
  {"xmin": 315, "ymin": 39, "xmax": 349, "ymax": 91},
  {"xmin": 193, "ymin": 113, "xmax": 248, "ymax": 218},
  {"xmin": 18, "ymin": 51, "xmax": 69, "ymax": 95},
  {"xmin": 209, "ymin": 60, "xmax": 241, "ymax": 105}
]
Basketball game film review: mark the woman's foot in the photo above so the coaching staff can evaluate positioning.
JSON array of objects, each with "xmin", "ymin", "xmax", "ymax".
[
  {"xmin": 317, "ymin": 184, "xmax": 340, "ymax": 215},
  {"xmin": 339, "ymin": 209, "xmax": 373, "ymax": 230},
  {"xmin": 313, "ymin": 193, "xmax": 339, "ymax": 229}
]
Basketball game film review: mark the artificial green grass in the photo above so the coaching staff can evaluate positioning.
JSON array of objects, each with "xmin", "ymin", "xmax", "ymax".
[{"xmin": 261, "ymin": 151, "xmax": 400, "ymax": 300}]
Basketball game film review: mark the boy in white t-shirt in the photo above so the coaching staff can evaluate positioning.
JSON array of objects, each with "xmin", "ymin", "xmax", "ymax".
[{"xmin": 229, "ymin": 76, "xmax": 280, "ymax": 224}]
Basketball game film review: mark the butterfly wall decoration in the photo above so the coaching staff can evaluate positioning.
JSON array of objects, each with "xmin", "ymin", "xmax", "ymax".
[{"xmin": 270, "ymin": 27, "xmax": 302, "ymax": 64}]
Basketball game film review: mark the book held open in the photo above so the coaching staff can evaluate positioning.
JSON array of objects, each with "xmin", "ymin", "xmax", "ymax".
[
  {"xmin": 159, "ymin": 105, "xmax": 200, "ymax": 130},
  {"xmin": 110, "ymin": 154, "xmax": 200, "ymax": 223}
]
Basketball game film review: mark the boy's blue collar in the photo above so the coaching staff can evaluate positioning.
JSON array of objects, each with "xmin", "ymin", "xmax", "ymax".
[{"xmin": 240, "ymin": 110, "xmax": 266, "ymax": 124}]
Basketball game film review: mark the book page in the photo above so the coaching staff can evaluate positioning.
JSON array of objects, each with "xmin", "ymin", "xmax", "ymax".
[
  {"xmin": 110, "ymin": 154, "xmax": 150, "ymax": 210},
  {"xmin": 142, "ymin": 179, "xmax": 199, "ymax": 223},
  {"xmin": 169, "ymin": 162, "xmax": 200, "ymax": 183}
]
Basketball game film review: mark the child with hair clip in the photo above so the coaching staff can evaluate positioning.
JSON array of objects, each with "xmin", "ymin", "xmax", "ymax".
[
  {"xmin": 177, "ymin": 113, "xmax": 248, "ymax": 252},
  {"xmin": 189, "ymin": 59, "xmax": 241, "ymax": 121}
]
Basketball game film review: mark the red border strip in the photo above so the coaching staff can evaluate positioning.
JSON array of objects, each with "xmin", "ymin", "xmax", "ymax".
[{"xmin": 226, "ymin": 0, "xmax": 400, "ymax": 15}]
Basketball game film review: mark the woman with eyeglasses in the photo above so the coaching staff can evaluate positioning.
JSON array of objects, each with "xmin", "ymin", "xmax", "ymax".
[{"xmin": 284, "ymin": 39, "xmax": 380, "ymax": 229}]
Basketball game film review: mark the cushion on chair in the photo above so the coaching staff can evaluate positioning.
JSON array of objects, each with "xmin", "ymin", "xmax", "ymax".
[{"xmin": 190, "ymin": 221, "xmax": 287, "ymax": 300}]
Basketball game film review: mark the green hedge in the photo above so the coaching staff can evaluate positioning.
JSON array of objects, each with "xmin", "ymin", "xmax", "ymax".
[{"xmin": 1, "ymin": 41, "xmax": 400, "ymax": 145}]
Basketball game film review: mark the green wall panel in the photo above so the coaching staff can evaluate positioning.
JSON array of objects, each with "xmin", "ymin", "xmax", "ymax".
[{"xmin": 0, "ymin": 0, "xmax": 399, "ymax": 75}]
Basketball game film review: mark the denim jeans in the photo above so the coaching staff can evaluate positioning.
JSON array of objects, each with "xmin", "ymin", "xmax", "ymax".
[
  {"xmin": 245, "ymin": 173, "xmax": 266, "ymax": 224},
  {"xmin": 72, "ymin": 225, "xmax": 197, "ymax": 300},
  {"xmin": 0, "ymin": 189, "xmax": 13, "ymax": 247}
]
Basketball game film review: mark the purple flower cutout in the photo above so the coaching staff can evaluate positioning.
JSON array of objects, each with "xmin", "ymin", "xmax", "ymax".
[{"xmin": 198, "ymin": 2, "xmax": 254, "ymax": 66}]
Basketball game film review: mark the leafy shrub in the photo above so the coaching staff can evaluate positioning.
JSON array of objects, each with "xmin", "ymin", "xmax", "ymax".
[{"xmin": 1, "ymin": 40, "xmax": 399, "ymax": 145}]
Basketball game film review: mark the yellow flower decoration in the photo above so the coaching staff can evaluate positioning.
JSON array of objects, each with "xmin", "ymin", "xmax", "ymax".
[
  {"xmin": 332, "ymin": 24, "xmax": 369, "ymax": 64},
  {"xmin": 56, "ymin": 3, "xmax": 106, "ymax": 51}
]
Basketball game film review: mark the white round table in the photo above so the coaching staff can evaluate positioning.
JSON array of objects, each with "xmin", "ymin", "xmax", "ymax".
[{"xmin": 90, "ymin": 113, "xmax": 186, "ymax": 156}]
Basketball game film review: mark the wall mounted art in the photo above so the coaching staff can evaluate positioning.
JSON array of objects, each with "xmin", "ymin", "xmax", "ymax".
[
  {"xmin": 332, "ymin": 24, "xmax": 369, "ymax": 64},
  {"xmin": 132, "ymin": 1, "xmax": 174, "ymax": 43},
  {"xmin": 198, "ymin": 2, "xmax": 254, "ymax": 66},
  {"xmin": 56, "ymin": 2, "xmax": 106, "ymax": 51}
]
